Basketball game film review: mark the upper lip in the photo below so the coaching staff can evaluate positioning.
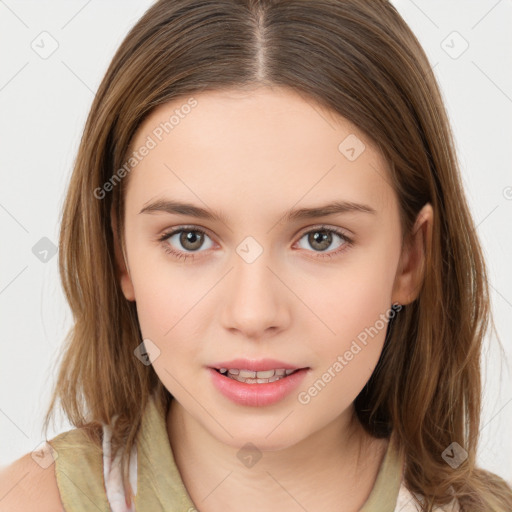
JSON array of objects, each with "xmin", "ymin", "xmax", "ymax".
[{"xmin": 209, "ymin": 358, "xmax": 307, "ymax": 372}]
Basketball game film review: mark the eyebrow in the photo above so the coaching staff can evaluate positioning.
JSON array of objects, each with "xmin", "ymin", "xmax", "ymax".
[{"xmin": 139, "ymin": 198, "xmax": 376, "ymax": 223}]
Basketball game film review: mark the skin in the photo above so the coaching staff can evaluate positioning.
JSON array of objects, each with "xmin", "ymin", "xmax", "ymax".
[{"xmin": 113, "ymin": 85, "xmax": 433, "ymax": 512}]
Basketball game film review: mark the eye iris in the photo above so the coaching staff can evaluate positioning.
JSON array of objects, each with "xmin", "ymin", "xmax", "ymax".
[
  {"xmin": 309, "ymin": 230, "xmax": 332, "ymax": 251},
  {"xmin": 180, "ymin": 230, "xmax": 204, "ymax": 251}
]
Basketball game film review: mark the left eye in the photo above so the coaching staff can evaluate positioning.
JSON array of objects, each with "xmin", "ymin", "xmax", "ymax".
[{"xmin": 296, "ymin": 228, "xmax": 350, "ymax": 254}]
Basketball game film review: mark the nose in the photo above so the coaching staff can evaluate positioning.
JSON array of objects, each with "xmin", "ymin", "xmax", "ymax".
[{"xmin": 220, "ymin": 249, "xmax": 291, "ymax": 340}]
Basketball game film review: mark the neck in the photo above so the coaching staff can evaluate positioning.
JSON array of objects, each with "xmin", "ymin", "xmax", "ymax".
[{"xmin": 166, "ymin": 399, "xmax": 387, "ymax": 512}]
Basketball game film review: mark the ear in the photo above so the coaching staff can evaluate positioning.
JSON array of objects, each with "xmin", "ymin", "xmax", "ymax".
[
  {"xmin": 111, "ymin": 208, "xmax": 136, "ymax": 302},
  {"xmin": 391, "ymin": 203, "xmax": 433, "ymax": 306}
]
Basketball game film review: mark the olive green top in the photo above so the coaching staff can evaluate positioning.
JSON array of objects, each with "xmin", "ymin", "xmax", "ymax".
[{"xmin": 48, "ymin": 394, "xmax": 405, "ymax": 511}]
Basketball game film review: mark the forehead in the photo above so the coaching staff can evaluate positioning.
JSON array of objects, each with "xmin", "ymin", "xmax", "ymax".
[{"xmin": 124, "ymin": 86, "xmax": 395, "ymax": 218}]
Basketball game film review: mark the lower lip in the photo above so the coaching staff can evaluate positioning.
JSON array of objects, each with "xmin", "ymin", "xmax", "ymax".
[{"xmin": 208, "ymin": 367, "xmax": 309, "ymax": 407}]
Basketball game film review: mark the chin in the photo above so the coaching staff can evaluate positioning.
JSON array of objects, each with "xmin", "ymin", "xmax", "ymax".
[{"xmin": 211, "ymin": 423, "xmax": 306, "ymax": 452}]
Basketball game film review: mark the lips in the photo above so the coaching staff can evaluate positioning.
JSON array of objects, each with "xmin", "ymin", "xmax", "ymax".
[
  {"xmin": 208, "ymin": 366, "xmax": 309, "ymax": 406},
  {"xmin": 209, "ymin": 358, "xmax": 305, "ymax": 372}
]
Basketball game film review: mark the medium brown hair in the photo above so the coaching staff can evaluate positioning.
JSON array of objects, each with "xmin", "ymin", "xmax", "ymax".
[{"xmin": 44, "ymin": 0, "xmax": 512, "ymax": 510}]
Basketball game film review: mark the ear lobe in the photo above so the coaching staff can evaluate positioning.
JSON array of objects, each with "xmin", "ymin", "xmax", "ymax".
[
  {"xmin": 111, "ymin": 209, "xmax": 136, "ymax": 302},
  {"xmin": 391, "ymin": 203, "xmax": 433, "ymax": 306}
]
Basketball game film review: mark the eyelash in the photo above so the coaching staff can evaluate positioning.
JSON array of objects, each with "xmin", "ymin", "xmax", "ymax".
[{"xmin": 157, "ymin": 225, "xmax": 353, "ymax": 262}]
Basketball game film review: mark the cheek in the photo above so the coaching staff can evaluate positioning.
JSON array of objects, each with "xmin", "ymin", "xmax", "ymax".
[
  {"xmin": 298, "ymin": 269, "xmax": 395, "ymax": 415},
  {"xmin": 296, "ymin": 241, "xmax": 399, "ymax": 390},
  {"xmin": 134, "ymin": 275, "xmax": 202, "ymax": 340},
  {"xmin": 305, "ymin": 252, "xmax": 398, "ymax": 343},
  {"xmin": 129, "ymin": 249, "xmax": 217, "ymax": 367},
  {"xmin": 127, "ymin": 244, "xmax": 190, "ymax": 336},
  {"xmin": 133, "ymin": 278, "xmax": 206, "ymax": 388}
]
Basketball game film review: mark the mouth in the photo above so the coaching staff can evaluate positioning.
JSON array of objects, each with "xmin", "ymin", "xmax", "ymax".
[{"xmin": 208, "ymin": 364, "xmax": 310, "ymax": 407}]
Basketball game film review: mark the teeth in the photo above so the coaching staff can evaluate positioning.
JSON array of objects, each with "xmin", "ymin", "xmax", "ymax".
[
  {"xmin": 255, "ymin": 369, "xmax": 275, "ymax": 379},
  {"xmin": 219, "ymin": 368, "xmax": 297, "ymax": 377},
  {"xmin": 234, "ymin": 376, "xmax": 285, "ymax": 384},
  {"xmin": 217, "ymin": 367, "xmax": 300, "ymax": 384},
  {"xmin": 239, "ymin": 369, "xmax": 257, "ymax": 378}
]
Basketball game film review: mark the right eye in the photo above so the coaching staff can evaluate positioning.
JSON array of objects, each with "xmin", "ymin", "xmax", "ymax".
[{"xmin": 158, "ymin": 227, "xmax": 215, "ymax": 260}]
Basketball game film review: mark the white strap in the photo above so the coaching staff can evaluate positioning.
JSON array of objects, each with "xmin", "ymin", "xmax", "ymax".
[
  {"xmin": 394, "ymin": 482, "xmax": 461, "ymax": 511},
  {"xmin": 102, "ymin": 421, "xmax": 138, "ymax": 511}
]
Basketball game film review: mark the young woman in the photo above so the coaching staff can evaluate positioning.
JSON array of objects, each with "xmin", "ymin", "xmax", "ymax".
[{"xmin": 1, "ymin": 1, "xmax": 511, "ymax": 511}]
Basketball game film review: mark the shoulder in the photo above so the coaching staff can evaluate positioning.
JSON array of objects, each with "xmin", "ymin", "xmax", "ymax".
[
  {"xmin": 0, "ymin": 426, "xmax": 106, "ymax": 512},
  {"xmin": 0, "ymin": 450, "xmax": 64, "ymax": 512}
]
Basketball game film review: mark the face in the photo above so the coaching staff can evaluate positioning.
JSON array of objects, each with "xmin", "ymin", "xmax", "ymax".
[{"xmin": 115, "ymin": 85, "xmax": 426, "ymax": 451}]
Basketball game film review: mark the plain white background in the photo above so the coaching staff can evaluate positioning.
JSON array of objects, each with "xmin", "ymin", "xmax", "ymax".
[{"xmin": 1, "ymin": 0, "xmax": 511, "ymax": 485}]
